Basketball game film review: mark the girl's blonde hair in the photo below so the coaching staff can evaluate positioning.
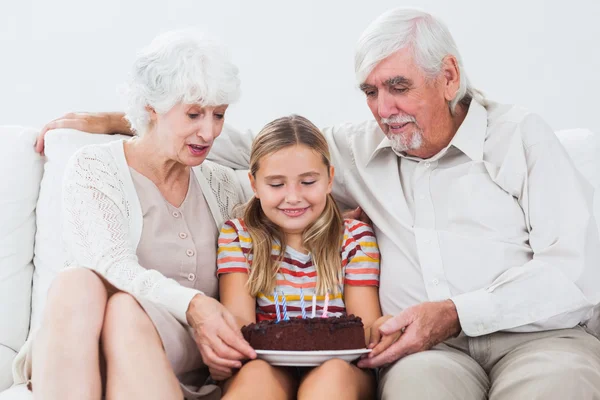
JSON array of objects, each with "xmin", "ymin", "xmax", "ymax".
[{"xmin": 244, "ymin": 115, "xmax": 344, "ymax": 297}]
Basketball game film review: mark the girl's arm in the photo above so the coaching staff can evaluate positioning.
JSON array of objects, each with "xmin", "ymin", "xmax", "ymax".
[
  {"xmin": 219, "ymin": 272, "xmax": 257, "ymax": 329},
  {"xmin": 344, "ymin": 285, "xmax": 382, "ymax": 345}
]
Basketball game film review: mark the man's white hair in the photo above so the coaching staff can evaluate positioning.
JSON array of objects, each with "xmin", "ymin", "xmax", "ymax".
[
  {"xmin": 355, "ymin": 8, "xmax": 484, "ymax": 114},
  {"xmin": 124, "ymin": 29, "xmax": 241, "ymax": 135}
]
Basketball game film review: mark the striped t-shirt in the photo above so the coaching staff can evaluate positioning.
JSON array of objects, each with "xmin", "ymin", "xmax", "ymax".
[{"xmin": 217, "ymin": 218, "xmax": 380, "ymax": 321}]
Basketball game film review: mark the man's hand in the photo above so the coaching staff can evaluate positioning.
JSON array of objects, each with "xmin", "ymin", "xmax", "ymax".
[
  {"xmin": 358, "ymin": 300, "xmax": 461, "ymax": 368},
  {"xmin": 342, "ymin": 206, "xmax": 372, "ymax": 225},
  {"xmin": 34, "ymin": 112, "xmax": 129, "ymax": 155}
]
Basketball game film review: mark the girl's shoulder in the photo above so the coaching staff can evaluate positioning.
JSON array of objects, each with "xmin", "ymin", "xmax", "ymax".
[
  {"xmin": 342, "ymin": 218, "xmax": 376, "ymax": 240},
  {"xmin": 219, "ymin": 218, "xmax": 252, "ymax": 245}
]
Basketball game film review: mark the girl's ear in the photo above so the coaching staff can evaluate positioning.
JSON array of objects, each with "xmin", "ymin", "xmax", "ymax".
[
  {"xmin": 248, "ymin": 171, "xmax": 259, "ymax": 198},
  {"xmin": 327, "ymin": 165, "xmax": 335, "ymax": 194}
]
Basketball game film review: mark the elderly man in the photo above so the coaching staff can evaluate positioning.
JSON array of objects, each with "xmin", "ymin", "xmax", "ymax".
[{"xmin": 36, "ymin": 8, "xmax": 600, "ymax": 399}]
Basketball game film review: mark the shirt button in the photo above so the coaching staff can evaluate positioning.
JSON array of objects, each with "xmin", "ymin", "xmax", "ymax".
[
  {"xmin": 179, "ymin": 232, "xmax": 188, "ymax": 239},
  {"xmin": 187, "ymin": 273, "xmax": 196, "ymax": 281},
  {"xmin": 172, "ymin": 211, "xmax": 180, "ymax": 218},
  {"xmin": 432, "ymin": 279, "xmax": 439, "ymax": 285},
  {"xmin": 424, "ymin": 162, "xmax": 431, "ymax": 168},
  {"xmin": 186, "ymin": 249, "xmax": 195, "ymax": 257}
]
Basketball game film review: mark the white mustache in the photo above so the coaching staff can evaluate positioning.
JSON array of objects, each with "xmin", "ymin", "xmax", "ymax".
[{"xmin": 381, "ymin": 115, "xmax": 416, "ymax": 125}]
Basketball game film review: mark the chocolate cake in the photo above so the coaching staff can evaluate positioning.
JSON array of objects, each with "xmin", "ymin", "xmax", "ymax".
[{"xmin": 241, "ymin": 315, "xmax": 366, "ymax": 351}]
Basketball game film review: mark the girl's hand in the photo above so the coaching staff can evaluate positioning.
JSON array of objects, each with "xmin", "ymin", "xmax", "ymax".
[
  {"xmin": 366, "ymin": 315, "xmax": 402, "ymax": 358},
  {"xmin": 209, "ymin": 366, "xmax": 234, "ymax": 382},
  {"xmin": 186, "ymin": 294, "xmax": 256, "ymax": 374}
]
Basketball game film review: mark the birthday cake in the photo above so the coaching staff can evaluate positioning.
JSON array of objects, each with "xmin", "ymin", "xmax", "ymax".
[{"xmin": 241, "ymin": 315, "xmax": 366, "ymax": 351}]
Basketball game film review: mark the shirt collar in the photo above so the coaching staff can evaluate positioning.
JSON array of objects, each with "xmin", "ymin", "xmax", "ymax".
[{"xmin": 367, "ymin": 100, "xmax": 488, "ymax": 164}]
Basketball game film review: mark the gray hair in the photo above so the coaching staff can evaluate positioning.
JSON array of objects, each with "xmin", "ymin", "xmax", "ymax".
[
  {"xmin": 355, "ymin": 8, "xmax": 484, "ymax": 113},
  {"xmin": 124, "ymin": 29, "xmax": 241, "ymax": 135}
]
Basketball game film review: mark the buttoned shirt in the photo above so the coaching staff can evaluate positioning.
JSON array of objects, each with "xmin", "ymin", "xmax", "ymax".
[{"xmin": 210, "ymin": 100, "xmax": 600, "ymax": 336}]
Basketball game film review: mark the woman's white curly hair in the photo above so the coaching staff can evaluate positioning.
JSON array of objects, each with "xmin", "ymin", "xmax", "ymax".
[{"xmin": 124, "ymin": 29, "xmax": 241, "ymax": 135}]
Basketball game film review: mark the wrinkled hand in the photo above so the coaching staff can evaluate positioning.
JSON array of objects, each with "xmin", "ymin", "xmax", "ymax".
[
  {"xmin": 343, "ymin": 206, "xmax": 371, "ymax": 225},
  {"xmin": 34, "ymin": 112, "xmax": 114, "ymax": 155},
  {"xmin": 187, "ymin": 294, "xmax": 256, "ymax": 378},
  {"xmin": 358, "ymin": 300, "xmax": 461, "ymax": 368}
]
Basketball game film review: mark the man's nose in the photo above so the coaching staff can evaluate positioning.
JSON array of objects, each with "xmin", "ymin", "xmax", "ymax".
[{"xmin": 377, "ymin": 91, "xmax": 399, "ymax": 119}]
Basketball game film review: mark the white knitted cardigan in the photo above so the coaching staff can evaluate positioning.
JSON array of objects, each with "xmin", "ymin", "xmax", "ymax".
[
  {"xmin": 12, "ymin": 139, "xmax": 243, "ymax": 385},
  {"xmin": 60, "ymin": 139, "xmax": 244, "ymax": 323}
]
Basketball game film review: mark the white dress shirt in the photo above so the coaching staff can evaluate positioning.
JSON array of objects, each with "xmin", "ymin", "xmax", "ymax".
[{"xmin": 210, "ymin": 100, "xmax": 600, "ymax": 336}]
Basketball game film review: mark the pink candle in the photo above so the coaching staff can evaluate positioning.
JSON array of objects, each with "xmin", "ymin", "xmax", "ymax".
[{"xmin": 321, "ymin": 292, "xmax": 329, "ymax": 318}]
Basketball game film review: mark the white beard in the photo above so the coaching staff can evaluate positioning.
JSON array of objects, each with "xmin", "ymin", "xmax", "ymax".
[{"xmin": 380, "ymin": 115, "xmax": 423, "ymax": 153}]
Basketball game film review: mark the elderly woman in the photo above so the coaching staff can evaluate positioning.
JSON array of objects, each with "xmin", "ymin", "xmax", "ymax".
[{"xmin": 13, "ymin": 30, "xmax": 256, "ymax": 399}]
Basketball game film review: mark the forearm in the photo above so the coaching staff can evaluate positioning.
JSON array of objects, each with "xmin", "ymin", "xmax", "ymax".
[
  {"xmin": 451, "ymin": 259, "xmax": 596, "ymax": 336},
  {"xmin": 105, "ymin": 112, "xmax": 134, "ymax": 135}
]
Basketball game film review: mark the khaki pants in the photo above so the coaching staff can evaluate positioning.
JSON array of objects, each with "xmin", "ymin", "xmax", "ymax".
[{"xmin": 379, "ymin": 326, "xmax": 600, "ymax": 400}]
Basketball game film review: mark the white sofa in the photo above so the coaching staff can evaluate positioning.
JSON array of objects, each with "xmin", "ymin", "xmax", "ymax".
[{"xmin": 1, "ymin": 125, "xmax": 599, "ymax": 399}]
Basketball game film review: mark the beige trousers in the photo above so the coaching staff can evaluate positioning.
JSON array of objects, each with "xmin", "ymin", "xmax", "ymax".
[{"xmin": 379, "ymin": 326, "xmax": 600, "ymax": 400}]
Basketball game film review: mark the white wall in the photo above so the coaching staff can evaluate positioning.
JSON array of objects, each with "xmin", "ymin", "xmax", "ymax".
[{"xmin": 1, "ymin": 0, "xmax": 599, "ymax": 134}]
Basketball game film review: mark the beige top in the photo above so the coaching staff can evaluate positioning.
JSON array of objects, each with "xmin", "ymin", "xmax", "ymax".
[{"xmin": 130, "ymin": 167, "xmax": 219, "ymax": 299}]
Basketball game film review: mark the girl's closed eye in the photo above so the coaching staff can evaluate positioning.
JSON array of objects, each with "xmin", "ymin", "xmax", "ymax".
[
  {"xmin": 302, "ymin": 181, "xmax": 316, "ymax": 186},
  {"xmin": 269, "ymin": 183, "xmax": 284, "ymax": 188}
]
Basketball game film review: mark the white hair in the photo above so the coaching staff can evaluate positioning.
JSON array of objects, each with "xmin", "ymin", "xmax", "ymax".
[
  {"xmin": 355, "ymin": 8, "xmax": 484, "ymax": 114},
  {"xmin": 124, "ymin": 29, "xmax": 241, "ymax": 134}
]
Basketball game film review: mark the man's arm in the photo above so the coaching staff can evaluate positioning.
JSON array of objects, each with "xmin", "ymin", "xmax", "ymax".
[
  {"xmin": 35, "ymin": 112, "xmax": 132, "ymax": 154},
  {"xmin": 451, "ymin": 114, "xmax": 600, "ymax": 336}
]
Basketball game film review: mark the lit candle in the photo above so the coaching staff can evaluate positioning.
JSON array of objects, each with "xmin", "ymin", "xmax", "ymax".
[
  {"xmin": 321, "ymin": 292, "xmax": 329, "ymax": 318},
  {"xmin": 281, "ymin": 291, "xmax": 290, "ymax": 320},
  {"xmin": 274, "ymin": 289, "xmax": 281, "ymax": 323},
  {"xmin": 300, "ymin": 288, "xmax": 307, "ymax": 319},
  {"xmin": 311, "ymin": 293, "xmax": 317, "ymax": 318}
]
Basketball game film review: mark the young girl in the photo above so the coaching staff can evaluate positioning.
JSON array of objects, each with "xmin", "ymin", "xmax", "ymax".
[{"xmin": 215, "ymin": 115, "xmax": 383, "ymax": 400}]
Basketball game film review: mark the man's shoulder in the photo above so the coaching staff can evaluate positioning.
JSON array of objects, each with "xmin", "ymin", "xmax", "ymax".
[
  {"xmin": 485, "ymin": 100, "xmax": 556, "ymax": 149},
  {"xmin": 321, "ymin": 120, "xmax": 384, "ymax": 161}
]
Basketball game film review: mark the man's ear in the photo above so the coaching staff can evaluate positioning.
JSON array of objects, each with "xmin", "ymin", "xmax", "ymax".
[
  {"xmin": 248, "ymin": 171, "xmax": 258, "ymax": 198},
  {"xmin": 440, "ymin": 55, "xmax": 460, "ymax": 103}
]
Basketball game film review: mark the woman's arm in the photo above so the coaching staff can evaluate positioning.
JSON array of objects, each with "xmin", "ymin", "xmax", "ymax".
[
  {"xmin": 219, "ymin": 273, "xmax": 257, "ymax": 329},
  {"xmin": 344, "ymin": 285, "xmax": 382, "ymax": 344}
]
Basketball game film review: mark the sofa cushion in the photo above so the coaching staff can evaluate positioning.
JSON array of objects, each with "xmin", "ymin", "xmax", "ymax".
[
  {"xmin": 0, "ymin": 127, "xmax": 43, "ymax": 391},
  {"xmin": 30, "ymin": 130, "xmax": 129, "ymax": 331},
  {"xmin": 0, "ymin": 383, "xmax": 30, "ymax": 399}
]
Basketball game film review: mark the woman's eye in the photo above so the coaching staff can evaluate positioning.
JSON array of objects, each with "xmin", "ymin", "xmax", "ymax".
[
  {"xmin": 214, "ymin": 114, "xmax": 224, "ymax": 120},
  {"xmin": 188, "ymin": 113, "xmax": 199, "ymax": 119}
]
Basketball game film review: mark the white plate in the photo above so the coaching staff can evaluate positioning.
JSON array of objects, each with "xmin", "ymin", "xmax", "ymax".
[{"xmin": 255, "ymin": 348, "xmax": 371, "ymax": 366}]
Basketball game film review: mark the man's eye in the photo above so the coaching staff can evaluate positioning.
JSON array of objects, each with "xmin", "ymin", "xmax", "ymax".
[
  {"xmin": 365, "ymin": 91, "xmax": 377, "ymax": 98},
  {"xmin": 393, "ymin": 87, "xmax": 408, "ymax": 94},
  {"xmin": 302, "ymin": 181, "xmax": 316, "ymax": 186},
  {"xmin": 188, "ymin": 113, "xmax": 199, "ymax": 119}
]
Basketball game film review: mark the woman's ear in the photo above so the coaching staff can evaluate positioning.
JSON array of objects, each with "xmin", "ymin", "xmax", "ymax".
[
  {"xmin": 145, "ymin": 105, "xmax": 158, "ymax": 122},
  {"xmin": 248, "ymin": 171, "xmax": 259, "ymax": 198}
]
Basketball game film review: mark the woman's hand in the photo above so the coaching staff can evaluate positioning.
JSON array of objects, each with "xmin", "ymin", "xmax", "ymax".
[
  {"xmin": 34, "ymin": 112, "xmax": 130, "ymax": 155},
  {"xmin": 186, "ymin": 294, "xmax": 256, "ymax": 377}
]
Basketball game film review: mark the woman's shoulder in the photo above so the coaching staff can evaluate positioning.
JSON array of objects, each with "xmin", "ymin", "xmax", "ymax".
[{"xmin": 67, "ymin": 141, "xmax": 121, "ymax": 172}]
